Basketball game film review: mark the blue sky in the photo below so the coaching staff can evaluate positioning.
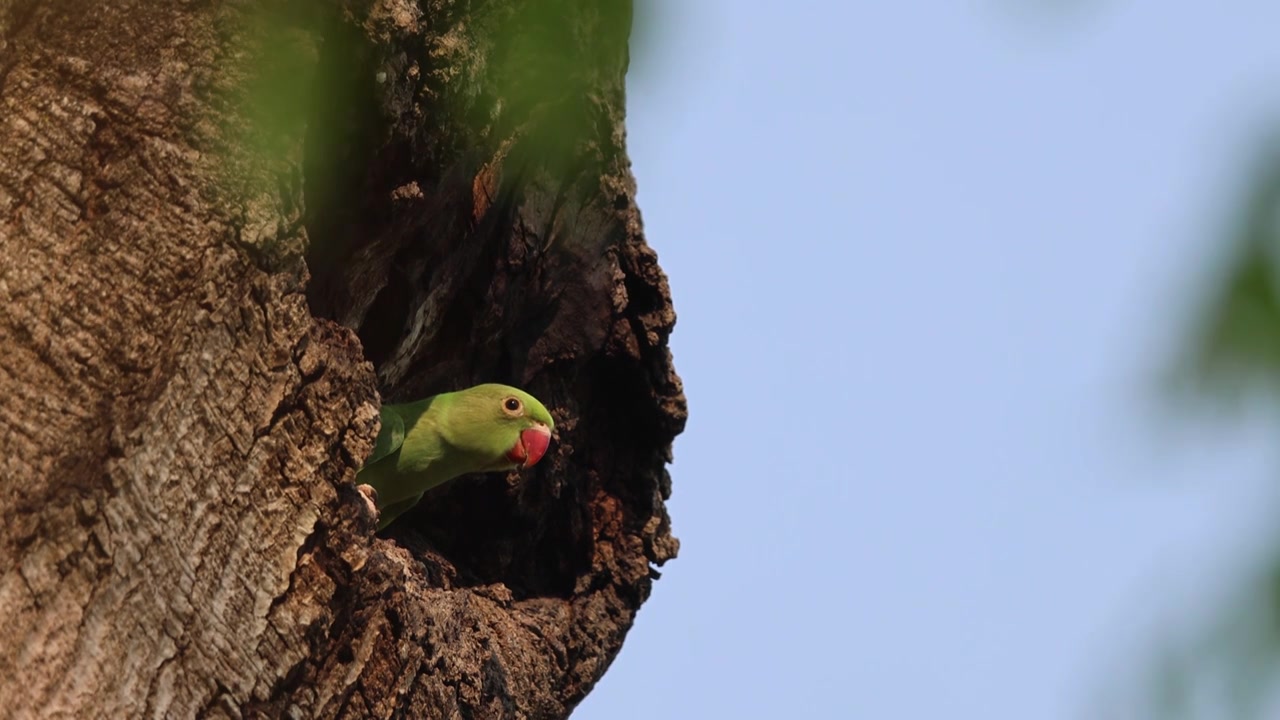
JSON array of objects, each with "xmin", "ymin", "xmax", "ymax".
[{"xmin": 575, "ymin": 2, "xmax": 1280, "ymax": 718}]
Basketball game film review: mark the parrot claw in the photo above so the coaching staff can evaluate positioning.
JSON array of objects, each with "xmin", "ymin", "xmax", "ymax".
[{"xmin": 356, "ymin": 483, "xmax": 380, "ymax": 523}]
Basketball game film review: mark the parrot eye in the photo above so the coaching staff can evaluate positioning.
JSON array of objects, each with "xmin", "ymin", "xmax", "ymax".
[{"xmin": 502, "ymin": 397, "xmax": 523, "ymax": 415}]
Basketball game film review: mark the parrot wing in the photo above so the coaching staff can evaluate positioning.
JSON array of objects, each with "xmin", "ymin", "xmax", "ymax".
[{"xmin": 366, "ymin": 404, "xmax": 406, "ymax": 466}]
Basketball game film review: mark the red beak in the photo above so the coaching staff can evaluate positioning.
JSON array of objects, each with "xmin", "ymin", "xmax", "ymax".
[{"xmin": 506, "ymin": 424, "xmax": 552, "ymax": 468}]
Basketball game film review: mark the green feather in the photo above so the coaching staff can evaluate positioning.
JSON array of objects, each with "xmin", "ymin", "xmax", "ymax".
[{"xmin": 366, "ymin": 405, "xmax": 405, "ymax": 466}]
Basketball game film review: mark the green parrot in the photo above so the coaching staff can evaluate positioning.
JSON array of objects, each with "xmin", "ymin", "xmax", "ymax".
[{"xmin": 356, "ymin": 383, "xmax": 555, "ymax": 530}]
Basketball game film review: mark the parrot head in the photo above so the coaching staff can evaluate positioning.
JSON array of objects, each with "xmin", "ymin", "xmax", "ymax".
[{"xmin": 445, "ymin": 383, "xmax": 556, "ymax": 472}]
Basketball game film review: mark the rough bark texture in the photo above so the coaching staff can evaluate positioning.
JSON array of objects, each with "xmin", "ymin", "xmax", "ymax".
[{"xmin": 0, "ymin": 1, "xmax": 684, "ymax": 718}]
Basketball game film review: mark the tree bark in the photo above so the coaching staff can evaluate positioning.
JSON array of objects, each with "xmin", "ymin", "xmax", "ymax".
[{"xmin": 0, "ymin": 1, "xmax": 684, "ymax": 718}]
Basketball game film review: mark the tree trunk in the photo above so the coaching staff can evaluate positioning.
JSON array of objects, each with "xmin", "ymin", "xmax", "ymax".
[{"xmin": 0, "ymin": 1, "xmax": 684, "ymax": 718}]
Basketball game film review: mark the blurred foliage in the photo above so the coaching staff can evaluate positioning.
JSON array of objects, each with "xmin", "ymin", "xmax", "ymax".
[
  {"xmin": 1151, "ymin": 138, "xmax": 1280, "ymax": 719},
  {"xmin": 208, "ymin": 4, "xmax": 324, "ymax": 209},
  {"xmin": 1180, "ymin": 142, "xmax": 1280, "ymax": 401}
]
